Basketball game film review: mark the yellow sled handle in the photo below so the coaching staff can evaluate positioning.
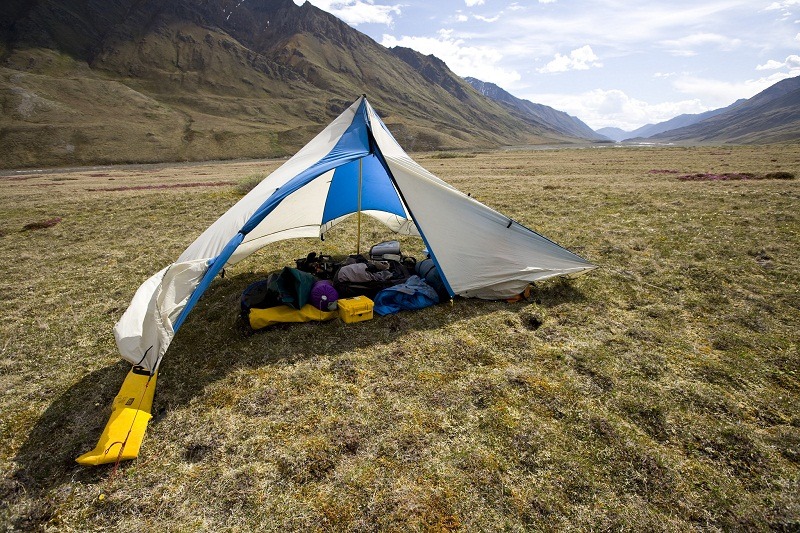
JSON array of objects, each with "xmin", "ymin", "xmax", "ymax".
[{"xmin": 76, "ymin": 367, "xmax": 157, "ymax": 466}]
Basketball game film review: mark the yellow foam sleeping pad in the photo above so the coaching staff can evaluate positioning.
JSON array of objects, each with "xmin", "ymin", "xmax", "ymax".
[{"xmin": 249, "ymin": 303, "xmax": 338, "ymax": 330}]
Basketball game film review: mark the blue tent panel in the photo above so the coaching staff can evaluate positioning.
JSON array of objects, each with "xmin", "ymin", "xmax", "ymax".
[
  {"xmin": 241, "ymin": 100, "xmax": 372, "ymax": 235},
  {"xmin": 321, "ymin": 153, "xmax": 406, "ymax": 225},
  {"xmin": 174, "ymin": 100, "xmax": 374, "ymax": 335}
]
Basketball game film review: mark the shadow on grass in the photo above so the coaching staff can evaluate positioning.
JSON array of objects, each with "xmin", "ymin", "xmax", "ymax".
[
  {"xmin": 531, "ymin": 277, "xmax": 586, "ymax": 308},
  {"xmin": 11, "ymin": 274, "xmax": 587, "ymax": 501},
  {"xmin": 7, "ymin": 362, "xmax": 131, "ymax": 528}
]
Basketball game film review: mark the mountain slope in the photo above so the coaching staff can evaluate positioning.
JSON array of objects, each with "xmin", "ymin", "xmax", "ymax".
[
  {"xmin": 648, "ymin": 76, "xmax": 800, "ymax": 144},
  {"xmin": 0, "ymin": 0, "xmax": 572, "ymax": 168},
  {"xmin": 465, "ymin": 77, "xmax": 608, "ymax": 141}
]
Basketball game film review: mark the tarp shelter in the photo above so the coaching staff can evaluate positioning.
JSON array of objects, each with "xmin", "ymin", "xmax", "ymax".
[{"xmin": 114, "ymin": 95, "xmax": 596, "ymax": 374}]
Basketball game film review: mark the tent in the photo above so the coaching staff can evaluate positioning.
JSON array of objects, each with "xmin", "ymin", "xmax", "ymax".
[
  {"xmin": 115, "ymin": 95, "xmax": 596, "ymax": 374},
  {"xmin": 77, "ymin": 95, "xmax": 595, "ymax": 465}
]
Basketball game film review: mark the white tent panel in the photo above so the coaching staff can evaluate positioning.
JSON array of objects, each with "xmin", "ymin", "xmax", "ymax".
[
  {"xmin": 114, "ymin": 259, "xmax": 209, "ymax": 366},
  {"xmin": 228, "ymin": 170, "xmax": 335, "ymax": 264},
  {"xmin": 366, "ymin": 102, "xmax": 594, "ymax": 298},
  {"xmin": 178, "ymin": 100, "xmax": 364, "ymax": 264}
]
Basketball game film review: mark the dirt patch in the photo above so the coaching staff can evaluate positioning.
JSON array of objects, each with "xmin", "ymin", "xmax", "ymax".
[
  {"xmin": 22, "ymin": 217, "xmax": 62, "ymax": 231},
  {"xmin": 677, "ymin": 171, "xmax": 795, "ymax": 181}
]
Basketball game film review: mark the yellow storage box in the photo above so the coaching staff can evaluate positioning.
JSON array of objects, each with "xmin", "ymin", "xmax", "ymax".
[{"xmin": 337, "ymin": 296, "xmax": 374, "ymax": 323}]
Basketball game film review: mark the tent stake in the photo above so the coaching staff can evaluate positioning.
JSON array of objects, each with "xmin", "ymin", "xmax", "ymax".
[{"xmin": 356, "ymin": 157, "xmax": 363, "ymax": 255}]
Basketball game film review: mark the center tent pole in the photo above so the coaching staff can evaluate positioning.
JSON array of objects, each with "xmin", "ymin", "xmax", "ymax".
[{"xmin": 356, "ymin": 157, "xmax": 363, "ymax": 256}]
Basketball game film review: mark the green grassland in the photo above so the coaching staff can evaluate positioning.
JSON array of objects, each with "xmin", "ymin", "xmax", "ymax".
[{"xmin": 1, "ymin": 146, "xmax": 798, "ymax": 530}]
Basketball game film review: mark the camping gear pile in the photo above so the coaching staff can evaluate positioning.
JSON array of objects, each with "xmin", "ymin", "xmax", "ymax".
[
  {"xmin": 113, "ymin": 95, "xmax": 595, "ymax": 374},
  {"xmin": 241, "ymin": 241, "xmax": 445, "ymax": 330},
  {"xmin": 79, "ymin": 95, "xmax": 596, "ymax": 466}
]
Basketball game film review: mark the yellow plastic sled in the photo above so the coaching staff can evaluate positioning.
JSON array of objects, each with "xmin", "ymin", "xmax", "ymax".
[{"xmin": 76, "ymin": 367, "xmax": 157, "ymax": 466}]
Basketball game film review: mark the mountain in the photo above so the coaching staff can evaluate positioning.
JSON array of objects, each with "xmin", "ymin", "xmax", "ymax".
[
  {"xmin": 465, "ymin": 77, "xmax": 609, "ymax": 142},
  {"xmin": 629, "ymin": 103, "xmax": 744, "ymax": 139},
  {"xmin": 0, "ymin": 0, "xmax": 576, "ymax": 169},
  {"xmin": 595, "ymin": 127, "xmax": 630, "ymax": 142},
  {"xmin": 648, "ymin": 75, "xmax": 800, "ymax": 144},
  {"xmin": 597, "ymin": 101, "xmax": 746, "ymax": 142}
]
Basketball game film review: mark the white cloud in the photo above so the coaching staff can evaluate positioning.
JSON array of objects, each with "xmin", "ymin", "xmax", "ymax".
[
  {"xmin": 669, "ymin": 49, "xmax": 700, "ymax": 58},
  {"xmin": 756, "ymin": 54, "xmax": 800, "ymax": 71},
  {"xmin": 672, "ymin": 72, "xmax": 797, "ymax": 107},
  {"xmin": 661, "ymin": 33, "xmax": 742, "ymax": 56},
  {"xmin": 292, "ymin": 0, "xmax": 401, "ymax": 25},
  {"xmin": 538, "ymin": 0, "xmax": 558, "ymax": 3},
  {"xmin": 456, "ymin": 14, "xmax": 469, "ymax": 22},
  {"xmin": 474, "ymin": 14, "xmax": 501, "ymax": 23},
  {"xmin": 500, "ymin": 3, "xmax": 760, "ymax": 57},
  {"xmin": 764, "ymin": 0, "xmax": 800, "ymax": 21},
  {"xmin": 523, "ymin": 67, "xmax": 799, "ymax": 130},
  {"xmin": 465, "ymin": 0, "xmax": 485, "ymax": 6},
  {"xmin": 521, "ymin": 89, "xmax": 710, "ymax": 130},
  {"xmin": 756, "ymin": 59, "xmax": 786, "ymax": 70},
  {"xmin": 765, "ymin": 0, "xmax": 800, "ymax": 10},
  {"xmin": 381, "ymin": 30, "xmax": 522, "ymax": 87},
  {"xmin": 538, "ymin": 45, "xmax": 602, "ymax": 73}
]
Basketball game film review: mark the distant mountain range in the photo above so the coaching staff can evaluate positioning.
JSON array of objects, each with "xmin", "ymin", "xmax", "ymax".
[
  {"xmin": 646, "ymin": 76, "xmax": 800, "ymax": 144},
  {"xmin": 0, "ymin": 0, "xmax": 798, "ymax": 169},
  {"xmin": 596, "ymin": 103, "xmax": 743, "ymax": 142},
  {"xmin": 0, "ymin": 0, "xmax": 584, "ymax": 168},
  {"xmin": 464, "ymin": 77, "xmax": 609, "ymax": 142},
  {"xmin": 596, "ymin": 76, "xmax": 800, "ymax": 144}
]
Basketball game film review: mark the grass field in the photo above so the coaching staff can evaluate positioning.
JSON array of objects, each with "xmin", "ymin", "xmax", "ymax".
[{"xmin": 1, "ymin": 145, "xmax": 798, "ymax": 531}]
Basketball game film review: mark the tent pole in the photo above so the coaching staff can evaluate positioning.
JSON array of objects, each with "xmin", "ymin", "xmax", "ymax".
[{"xmin": 356, "ymin": 157, "xmax": 363, "ymax": 255}]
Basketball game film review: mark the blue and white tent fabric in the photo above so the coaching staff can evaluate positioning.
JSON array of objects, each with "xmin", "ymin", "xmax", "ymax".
[{"xmin": 114, "ymin": 96, "xmax": 596, "ymax": 372}]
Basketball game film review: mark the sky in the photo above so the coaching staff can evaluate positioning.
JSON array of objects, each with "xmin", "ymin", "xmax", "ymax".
[{"xmin": 292, "ymin": 0, "xmax": 800, "ymax": 131}]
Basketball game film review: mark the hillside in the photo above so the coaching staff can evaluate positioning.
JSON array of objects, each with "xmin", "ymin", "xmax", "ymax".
[
  {"xmin": 0, "ymin": 0, "xmax": 572, "ymax": 169},
  {"xmin": 649, "ymin": 76, "xmax": 800, "ymax": 144},
  {"xmin": 465, "ymin": 77, "xmax": 609, "ymax": 141}
]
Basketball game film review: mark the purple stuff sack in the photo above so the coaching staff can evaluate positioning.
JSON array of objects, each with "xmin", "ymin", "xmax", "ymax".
[{"xmin": 309, "ymin": 280, "xmax": 339, "ymax": 311}]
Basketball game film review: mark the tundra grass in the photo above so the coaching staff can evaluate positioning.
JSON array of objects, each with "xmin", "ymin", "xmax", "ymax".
[{"xmin": 0, "ymin": 145, "xmax": 798, "ymax": 531}]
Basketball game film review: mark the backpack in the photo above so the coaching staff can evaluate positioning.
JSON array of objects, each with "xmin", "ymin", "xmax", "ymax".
[
  {"xmin": 240, "ymin": 267, "xmax": 318, "ymax": 317},
  {"xmin": 240, "ymin": 274, "xmax": 280, "ymax": 318}
]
